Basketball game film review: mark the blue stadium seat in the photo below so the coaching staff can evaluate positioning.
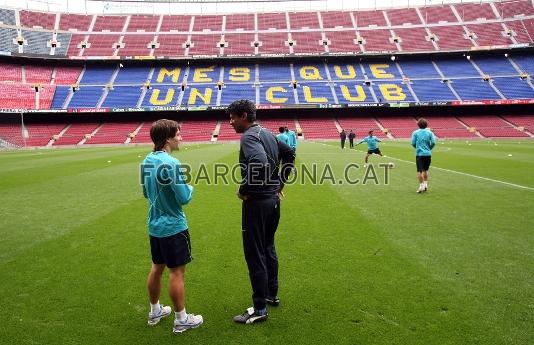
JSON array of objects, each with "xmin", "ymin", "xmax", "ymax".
[
  {"xmin": 296, "ymin": 83, "xmax": 334, "ymax": 103},
  {"xmin": 258, "ymin": 64, "xmax": 292, "ymax": 82},
  {"xmin": 259, "ymin": 83, "xmax": 295, "ymax": 104},
  {"xmin": 223, "ymin": 65, "xmax": 256, "ymax": 83},
  {"xmin": 141, "ymin": 86, "xmax": 181, "ymax": 107},
  {"xmin": 398, "ymin": 60, "xmax": 441, "ymax": 78},
  {"xmin": 372, "ymin": 82, "xmax": 415, "ymax": 102},
  {"xmin": 328, "ymin": 64, "xmax": 364, "ymax": 81},
  {"xmin": 362, "ymin": 62, "xmax": 401, "ymax": 80},
  {"xmin": 511, "ymin": 55, "xmax": 534, "ymax": 75},
  {"xmin": 450, "ymin": 78, "xmax": 502, "ymax": 100},
  {"xmin": 68, "ymin": 86, "xmax": 104, "ymax": 107},
  {"xmin": 473, "ymin": 57, "xmax": 518, "ymax": 76},
  {"xmin": 220, "ymin": 84, "xmax": 256, "ymax": 105},
  {"xmin": 101, "ymin": 86, "xmax": 143, "ymax": 107},
  {"xmin": 492, "ymin": 77, "xmax": 534, "ymax": 99},
  {"xmin": 410, "ymin": 79, "xmax": 457, "ymax": 101},
  {"xmin": 114, "ymin": 66, "xmax": 151, "ymax": 85},
  {"xmin": 50, "ymin": 86, "xmax": 70, "ymax": 109},
  {"xmin": 80, "ymin": 65, "xmax": 115, "ymax": 85},
  {"xmin": 293, "ymin": 63, "xmax": 328, "ymax": 81},
  {"xmin": 435, "ymin": 58, "xmax": 479, "ymax": 77},
  {"xmin": 182, "ymin": 85, "xmax": 218, "ymax": 106},
  {"xmin": 333, "ymin": 83, "xmax": 373, "ymax": 103}
]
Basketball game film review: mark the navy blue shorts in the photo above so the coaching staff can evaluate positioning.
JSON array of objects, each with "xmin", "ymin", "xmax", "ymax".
[
  {"xmin": 149, "ymin": 230, "xmax": 192, "ymax": 268},
  {"xmin": 368, "ymin": 148, "xmax": 381, "ymax": 155},
  {"xmin": 416, "ymin": 156, "xmax": 431, "ymax": 172}
]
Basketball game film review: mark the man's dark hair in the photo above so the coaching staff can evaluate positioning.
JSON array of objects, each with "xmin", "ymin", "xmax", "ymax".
[
  {"xmin": 226, "ymin": 99, "xmax": 256, "ymax": 122},
  {"xmin": 150, "ymin": 119, "xmax": 179, "ymax": 152},
  {"xmin": 279, "ymin": 126, "xmax": 286, "ymax": 133},
  {"xmin": 368, "ymin": 130, "xmax": 373, "ymax": 135},
  {"xmin": 418, "ymin": 118, "xmax": 428, "ymax": 129}
]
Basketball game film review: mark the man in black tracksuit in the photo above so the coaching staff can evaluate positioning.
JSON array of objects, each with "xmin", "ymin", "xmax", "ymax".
[{"xmin": 227, "ymin": 99, "xmax": 295, "ymax": 324}]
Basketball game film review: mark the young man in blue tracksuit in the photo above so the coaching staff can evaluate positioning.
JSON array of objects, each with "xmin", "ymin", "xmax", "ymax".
[
  {"xmin": 277, "ymin": 126, "xmax": 290, "ymax": 146},
  {"xmin": 411, "ymin": 118, "xmax": 436, "ymax": 193},
  {"xmin": 140, "ymin": 119, "xmax": 203, "ymax": 334},
  {"xmin": 228, "ymin": 100, "xmax": 295, "ymax": 324},
  {"xmin": 285, "ymin": 126, "xmax": 297, "ymax": 152},
  {"xmin": 356, "ymin": 130, "xmax": 383, "ymax": 165}
]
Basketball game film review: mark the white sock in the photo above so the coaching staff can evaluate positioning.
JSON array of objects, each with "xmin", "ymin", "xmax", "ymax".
[
  {"xmin": 419, "ymin": 183, "xmax": 424, "ymax": 189},
  {"xmin": 175, "ymin": 309, "xmax": 187, "ymax": 321},
  {"xmin": 150, "ymin": 301, "xmax": 161, "ymax": 314},
  {"xmin": 423, "ymin": 181, "xmax": 428, "ymax": 188}
]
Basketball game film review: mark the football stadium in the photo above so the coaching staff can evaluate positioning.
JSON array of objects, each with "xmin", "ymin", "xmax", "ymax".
[{"xmin": 0, "ymin": 0, "xmax": 533, "ymax": 343}]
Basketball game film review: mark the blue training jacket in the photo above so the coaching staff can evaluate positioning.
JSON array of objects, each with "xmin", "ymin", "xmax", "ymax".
[
  {"xmin": 411, "ymin": 128, "xmax": 436, "ymax": 156},
  {"xmin": 141, "ymin": 151, "xmax": 193, "ymax": 238},
  {"xmin": 357, "ymin": 135, "xmax": 381, "ymax": 150}
]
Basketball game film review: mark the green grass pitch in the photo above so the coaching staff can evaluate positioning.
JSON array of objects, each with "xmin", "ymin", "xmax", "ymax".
[{"xmin": 0, "ymin": 139, "xmax": 533, "ymax": 345}]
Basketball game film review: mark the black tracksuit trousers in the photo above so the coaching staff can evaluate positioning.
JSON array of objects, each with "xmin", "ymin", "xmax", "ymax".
[{"xmin": 241, "ymin": 195, "xmax": 280, "ymax": 311}]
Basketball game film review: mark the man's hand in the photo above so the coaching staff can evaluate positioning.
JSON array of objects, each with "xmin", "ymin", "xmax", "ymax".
[{"xmin": 237, "ymin": 192, "xmax": 248, "ymax": 201}]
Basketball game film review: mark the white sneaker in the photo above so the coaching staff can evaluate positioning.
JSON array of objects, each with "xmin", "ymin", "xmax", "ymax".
[
  {"xmin": 148, "ymin": 305, "xmax": 172, "ymax": 326},
  {"xmin": 417, "ymin": 186, "xmax": 425, "ymax": 193},
  {"xmin": 173, "ymin": 314, "xmax": 203, "ymax": 334}
]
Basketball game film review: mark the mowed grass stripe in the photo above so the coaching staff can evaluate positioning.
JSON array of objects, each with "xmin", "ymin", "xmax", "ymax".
[
  {"xmin": 299, "ymin": 141, "xmax": 534, "ymax": 344},
  {"xmin": 0, "ymin": 148, "xmax": 478, "ymax": 345},
  {"xmin": 0, "ymin": 140, "xmax": 533, "ymax": 345},
  {"xmin": 319, "ymin": 140, "xmax": 534, "ymax": 188},
  {"xmin": 0, "ymin": 144, "xmax": 236, "ymax": 263}
]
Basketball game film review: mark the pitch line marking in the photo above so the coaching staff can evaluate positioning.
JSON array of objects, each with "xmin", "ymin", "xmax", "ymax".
[{"xmin": 307, "ymin": 143, "xmax": 534, "ymax": 191}]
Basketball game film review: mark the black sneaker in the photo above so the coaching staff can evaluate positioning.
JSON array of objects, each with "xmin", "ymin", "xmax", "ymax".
[
  {"xmin": 265, "ymin": 296, "xmax": 280, "ymax": 306},
  {"xmin": 233, "ymin": 307, "xmax": 268, "ymax": 324}
]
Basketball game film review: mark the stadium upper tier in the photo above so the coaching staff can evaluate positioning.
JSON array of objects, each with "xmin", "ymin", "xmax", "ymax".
[
  {"xmin": 0, "ymin": 0, "xmax": 533, "ymax": 59},
  {"xmin": 1, "ymin": 54, "xmax": 533, "ymax": 111}
]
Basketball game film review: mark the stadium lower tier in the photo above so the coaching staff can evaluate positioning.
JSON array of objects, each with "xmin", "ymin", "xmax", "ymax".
[
  {"xmin": 1, "ymin": 115, "xmax": 531, "ymax": 148},
  {"xmin": 2, "ymin": 53, "xmax": 534, "ymax": 111}
]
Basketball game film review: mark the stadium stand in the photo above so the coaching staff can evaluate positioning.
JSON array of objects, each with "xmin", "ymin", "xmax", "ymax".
[
  {"xmin": 0, "ymin": 2, "xmax": 534, "ymax": 147},
  {"xmin": 0, "ymin": 123, "xmax": 23, "ymax": 147},
  {"xmin": 337, "ymin": 117, "xmax": 387, "ymax": 138},
  {"xmin": 53, "ymin": 122, "xmax": 100, "ymax": 146},
  {"xmin": 20, "ymin": 10, "xmax": 56, "ymax": 30},
  {"xmin": 0, "ymin": 8, "xmax": 16, "ymax": 26},
  {"xmin": 180, "ymin": 120, "xmax": 217, "ymax": 141},
  {"xmin": 24, "ymin": 123, "xmax": 66, "ymax": 146},
  {"xmin": 378, "ymin": 116, "xmax": 419, "ymax": 138},
  {"xmin": 298, "ymin": 118, "xmax": 338, "ymax": 139},
  {"xmin": 85, "ymin": 122, "xmax": 139, "ymax": 144},
  {"xmin": 225, "ymin": 13, "xmax": 255, "ymax": 31},
  {"xmin": 1, "ymin": 2, "xmax": 534, "ymax": 58},
  {"xmin": 118, "ymin": 34, "xmax": 155, "ymax": 56},
  {"xmin": 320, "ymin": 11, "xmax": 353, "ymax": 29},
  {"xmin": 0, "ymin": 54, "xmax": 532, "ymax": 111},
  {"xmin": 216, "ymin": 120, "xmax": 242, "ymax": 141},
  {"xmin": 459, "ymin": 115, "xmax": 529, "ymax": 137},
  {"xmin": 59, "ymin": 13, "xmax": 93, "ymax": 32},
  {"xmin": 422, "ymin": 116, "xmax": 479, "ymax": 138},
  {"xmin": 504, "ymin": 115, "xmax": 534, "ymax": 132},
  {"xmin": 83, "ymin": 34, "xmax": 121, "ymax": 56},
  {"xmin": 130, "ymin": 122, "xmax": 152, "ymax": 144},
  {"xmin": 495, "ymin": 0, "xmax": 534, "ymax": 17}
]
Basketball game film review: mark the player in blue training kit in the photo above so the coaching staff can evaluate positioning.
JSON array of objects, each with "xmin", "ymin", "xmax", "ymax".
[
  {"xmin": 356, "ymin": 130, "xmax": 383, "ymax": 165},
  {"xmin": 276, "ymin": 127, "xmax": 290, "ymax": 146},
  {"xmin": 285, "ymin": 126, "xmax": 297, "ymax": 152},
  {"xmin": 411, "ymin": 118, "xmax": 436, "ymax": 193},
  {"xmin": 140, "ymin": 119, "xmax": 203, "ymax": 334}
]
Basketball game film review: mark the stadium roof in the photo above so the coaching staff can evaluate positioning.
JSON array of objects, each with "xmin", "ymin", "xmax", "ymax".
[{"xmin": 0, "ymin": 0, "xmax": 491, "ymax": 15}]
